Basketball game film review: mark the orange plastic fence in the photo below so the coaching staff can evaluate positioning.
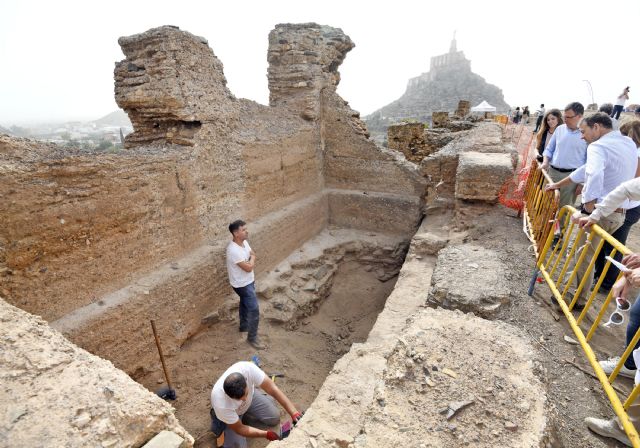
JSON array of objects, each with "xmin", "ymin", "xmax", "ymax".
[{"xmin": 498, "ymin": 123, "xmax": 536, "ymax": 211}]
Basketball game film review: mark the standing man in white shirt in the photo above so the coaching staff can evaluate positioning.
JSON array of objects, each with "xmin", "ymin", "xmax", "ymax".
[
  {"xmin": 546, "ymin": 112, "xmax": 638, "ymax": 309},
  {"xmin": 533, "ymin": 103, "xmax": 545, "ymax": 133},
  {"xmin": 226, "ymin": 220, "xmax": 264, "ymax": 350},
  {"xmin": 539, "ymin": 102, "xmax": 588, "ymax": 207},
  {"xmin": 611, "ymin": 86, "xmax": 630, "ymax": 120},
  {"xmin": 210, "ymin": 361, "xmax": 303, "ymax": 446}
]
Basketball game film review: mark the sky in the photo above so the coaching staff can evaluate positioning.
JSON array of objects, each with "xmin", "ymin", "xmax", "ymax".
[{"xmin": 1, "ymin": 0, "xmax": 638, "ymax": 125}]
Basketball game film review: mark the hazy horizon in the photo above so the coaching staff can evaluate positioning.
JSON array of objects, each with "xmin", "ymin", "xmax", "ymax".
[{"xmin": 2, "ymin": 0, "xmax": 638, "ymax": 127}]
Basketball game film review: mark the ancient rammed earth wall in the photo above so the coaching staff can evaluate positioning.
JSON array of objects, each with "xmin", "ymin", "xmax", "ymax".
[{"xmin": 0, "ymin": 25, "xmax": 424, "ymax": 375}]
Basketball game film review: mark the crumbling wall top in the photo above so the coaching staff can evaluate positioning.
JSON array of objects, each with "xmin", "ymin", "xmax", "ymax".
[
  {"xmin": 267, "ymin": 23, "xmax": 354, "ymax": 120},
  {"xmin": 114, "ymin": 25, "xmax": 236, "ymax": 147}
]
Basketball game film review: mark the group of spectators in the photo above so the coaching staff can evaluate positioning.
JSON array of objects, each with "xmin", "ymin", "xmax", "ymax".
[
  {"xmin": 528, "ymin": 94, "xmax": 640, "ymax": 446},
  {"xmin": 511, "ymin": 105, "xmax": 530, "ymax": 124}
]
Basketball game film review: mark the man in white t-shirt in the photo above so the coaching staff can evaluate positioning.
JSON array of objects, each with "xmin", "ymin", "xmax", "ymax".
[
  {"xmin": 210, "ymin": 361, "xmax": 303, "ymax": 447},
  {"xmin": 226, "ymin": 220, "xmax": 264, "ymax": 349}
]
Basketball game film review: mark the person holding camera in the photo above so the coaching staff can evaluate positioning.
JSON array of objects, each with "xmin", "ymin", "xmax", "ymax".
[{"xmin": 612, "ymin": 86, "xmax": 630, "ymax": 120}]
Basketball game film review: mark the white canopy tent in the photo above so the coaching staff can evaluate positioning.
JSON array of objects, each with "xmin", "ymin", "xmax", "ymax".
[{"xmin": 470, "ymin": 100, "xmax": 497, "ymax": 112}]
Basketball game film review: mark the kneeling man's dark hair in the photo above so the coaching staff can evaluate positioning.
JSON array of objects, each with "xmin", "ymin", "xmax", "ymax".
[
  {"xmin": 583, "ymin": 112, "xmax": 613, "ymax": 129},
  {"xmin": 223, "ymin": 372, "xmax": 247, "ymax": 399},
  {"xmin": 229, "ymin": 220, "xmax": 246, "ymax": 234}
]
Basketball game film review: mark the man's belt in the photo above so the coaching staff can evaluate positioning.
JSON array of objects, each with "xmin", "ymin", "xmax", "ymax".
[
  {"xmin": 550, "ymin": 165, "xmax": 575, "ymax": 173},
  {"xmin": 581, "ymin": 205, "xmax": 625, "ymax": 215}
]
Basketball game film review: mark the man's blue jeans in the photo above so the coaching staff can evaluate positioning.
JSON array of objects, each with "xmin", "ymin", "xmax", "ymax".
[
  {"xmin": 232, "ymin": 281, "xmax": 259, "ymax": 341},
  {"xmin": 626, "ymin": 297, "xmax": 640, "ymax": 369},
  {"xmin": 612, "ymin": 104, "xmax": 624, "ymax": 120}
]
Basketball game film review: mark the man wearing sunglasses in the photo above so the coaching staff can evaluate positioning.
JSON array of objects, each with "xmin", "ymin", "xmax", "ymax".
[
  {"xmin": 539, "ymin": 102, "xmax": 588, "ymax": 207},
  {"xmin": 546, "ymin": 112, "xmax": 637, "ymax": 309}
]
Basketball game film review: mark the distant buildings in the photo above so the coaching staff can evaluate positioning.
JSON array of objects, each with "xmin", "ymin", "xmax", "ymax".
[{"xmin": 0, "ymin": 111, "xmax": 133, "ymax": 150}]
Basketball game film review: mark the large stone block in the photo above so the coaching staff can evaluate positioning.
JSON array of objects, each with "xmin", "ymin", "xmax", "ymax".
[
  {"xmin": 427, "ymin": 244, "xmax": 511, "ymax": 316},
  {"xmin": 327, "ymin": 190, "xmax": 423, "ymax": 236},
  {"xmin": 432, "ymin": 111, "xmax": 450, "ymax": 128},
  {"xmin": 387, "ymin": 122, "xmax": 437, "ymax": 163},
  {"xmin": 455, "ymin": 100, "xmax": 471, "ymax": 118},
  {"xmin": 455, "ymin": 151, "xmax": 513, "ymax": 202},
  {"xmin": 142, "ymin": 431, "xmax": 189, "ymax": 448}
]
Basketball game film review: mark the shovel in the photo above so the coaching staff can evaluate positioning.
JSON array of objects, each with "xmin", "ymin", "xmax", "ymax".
[{"xmin": 151, "ymin": 319, "xmax": 176, "ymax": 400}]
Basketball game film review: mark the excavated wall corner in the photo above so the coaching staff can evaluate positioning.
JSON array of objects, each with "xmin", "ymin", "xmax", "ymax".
[
  {"xmin": 0, "ymin": 23, "xmax": 426, "ymax": 446},
  {"xmin": 0, "ymin": 23, "xmax": 532, "ymax": 447}
]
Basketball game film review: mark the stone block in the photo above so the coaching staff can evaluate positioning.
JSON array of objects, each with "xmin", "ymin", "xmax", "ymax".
[
  {"xmin": 386, "ymin": 122, "xmax": 435, "ymax": 162},
  {"xmin": 455, "ymin": 100, "xmax": 471, "ymax": 117},
  {"xmin": 455, "ymin": 151, "xmax": 513, "ymax": 202},
  {"xmin": 410, "ymin": 232, "xmax": 448, "ymax": 255},
  {"xmin": 142, "ymin": 431, "xmax": 188, "ymax": 448},
  {"xmin": 327, "ymin": 190, "xmax": 423, "ymax": 236},
  {"xmin": 432, "ymin": 111, "xmax": 450, "ymax": 128},
  {"xmin": 427, "ymin": 244, "xmax": 510, "ymax": 316}
]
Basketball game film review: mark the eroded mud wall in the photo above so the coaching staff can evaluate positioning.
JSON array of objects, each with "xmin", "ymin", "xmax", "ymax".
[{"xmin": 0, "ymin": 24, "xmax": 424, "ymax": 374}]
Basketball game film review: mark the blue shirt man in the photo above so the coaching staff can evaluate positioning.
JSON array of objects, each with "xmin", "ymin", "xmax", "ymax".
[{"xmin": 540, "ymin": 102, "xmax": 587, "ymax": 207}]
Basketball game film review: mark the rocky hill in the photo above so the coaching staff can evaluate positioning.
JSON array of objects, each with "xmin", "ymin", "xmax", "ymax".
[
  {"xmin": 92, "ymin": 109, "xmax": 131, "ymax": 127},
  {"xmin": 365, "ymin": 37, "xmax": 509, "ymax": 134}
]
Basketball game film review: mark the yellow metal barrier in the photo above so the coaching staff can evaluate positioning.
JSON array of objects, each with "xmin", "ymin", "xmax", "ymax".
[
  {"xmin": 523, "ymin": 160, "xmax": 559, "ymax": 258},
  {"xmin": 526, "ymin": 198, "xmax": 640, "ymax": 446}
]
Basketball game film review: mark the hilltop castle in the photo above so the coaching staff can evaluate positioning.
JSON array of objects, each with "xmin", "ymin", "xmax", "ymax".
[{"xmin": 365, "ymin": 35, "xmax": 510, "ymax": 133}]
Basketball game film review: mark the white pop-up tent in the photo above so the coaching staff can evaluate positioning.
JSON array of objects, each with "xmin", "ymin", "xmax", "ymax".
[{"xmin": 470, "ymin": 100, "xmax": 497, "ymax": 112}]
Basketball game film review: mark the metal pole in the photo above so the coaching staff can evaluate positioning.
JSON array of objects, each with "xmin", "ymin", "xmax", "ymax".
[
  {"xmin": 528, "ymin": 269, "xmax": 539, "ymax": 296},
  {"xmin": 583, "ymin": 80, "xmax": 595, "ymax": 106}
]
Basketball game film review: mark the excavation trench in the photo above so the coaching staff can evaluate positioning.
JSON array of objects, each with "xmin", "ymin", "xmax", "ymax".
[{"xmin": 135, "ymin": 229, "xmax": 410, "ymax": 446}]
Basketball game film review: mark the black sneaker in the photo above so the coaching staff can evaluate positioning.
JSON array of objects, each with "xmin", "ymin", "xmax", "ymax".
[
  {"xmin": 248, "ymin": 338, "xmax": 266, "ymax": 350},
  {"xmin": 572, "ymin": 302, "xmax": 585, "ymax": 312}
]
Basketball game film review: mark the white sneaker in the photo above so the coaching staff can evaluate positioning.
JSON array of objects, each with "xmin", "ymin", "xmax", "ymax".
[
  {"xmin": 599, "ymin": 357, "xmax": 637, "ymax": 379},
  {"xmin": 585, "ymin": 417, "xmax": 632, "ymax": 447}
]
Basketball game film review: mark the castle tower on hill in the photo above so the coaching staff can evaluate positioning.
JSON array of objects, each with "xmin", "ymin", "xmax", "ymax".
[
  {"xmin": 426, "ymin": 32, "xmax": 470, "ymax": 77},
  {"xmin": 364, "ymin": 35, "xmax": 510, "ymax": 133}
]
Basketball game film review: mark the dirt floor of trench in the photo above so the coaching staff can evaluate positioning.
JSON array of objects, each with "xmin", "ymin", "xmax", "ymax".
[{"xmin": 137, "ymin": 259, "xmax": 401, "ymax": 447}]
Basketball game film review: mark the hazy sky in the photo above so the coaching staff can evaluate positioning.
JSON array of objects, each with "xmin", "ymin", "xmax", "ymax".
[{"xmin": 1, "ymin": 0, "xmax": 638, "ymax": 125}]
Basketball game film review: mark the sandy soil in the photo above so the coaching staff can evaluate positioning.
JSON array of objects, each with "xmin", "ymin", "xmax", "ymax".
[{"xmin": 137, "ymin": 260, "xmax": 397, "ymax": 447}]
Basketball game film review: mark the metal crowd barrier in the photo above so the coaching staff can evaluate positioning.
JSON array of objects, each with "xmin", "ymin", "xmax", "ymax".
[
  {"xmin": 523, "ymin": 160, "xmax": 559, "ymax": 258},
  {"xmin": 526, "ymin": 199, "xmax": 640, "ymax": 446}
]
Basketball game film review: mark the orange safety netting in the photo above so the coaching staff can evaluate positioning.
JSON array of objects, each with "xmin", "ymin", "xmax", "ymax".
[{"xmin": 498, "ymin": 122, "xmax": 536, "ymax": 211}]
